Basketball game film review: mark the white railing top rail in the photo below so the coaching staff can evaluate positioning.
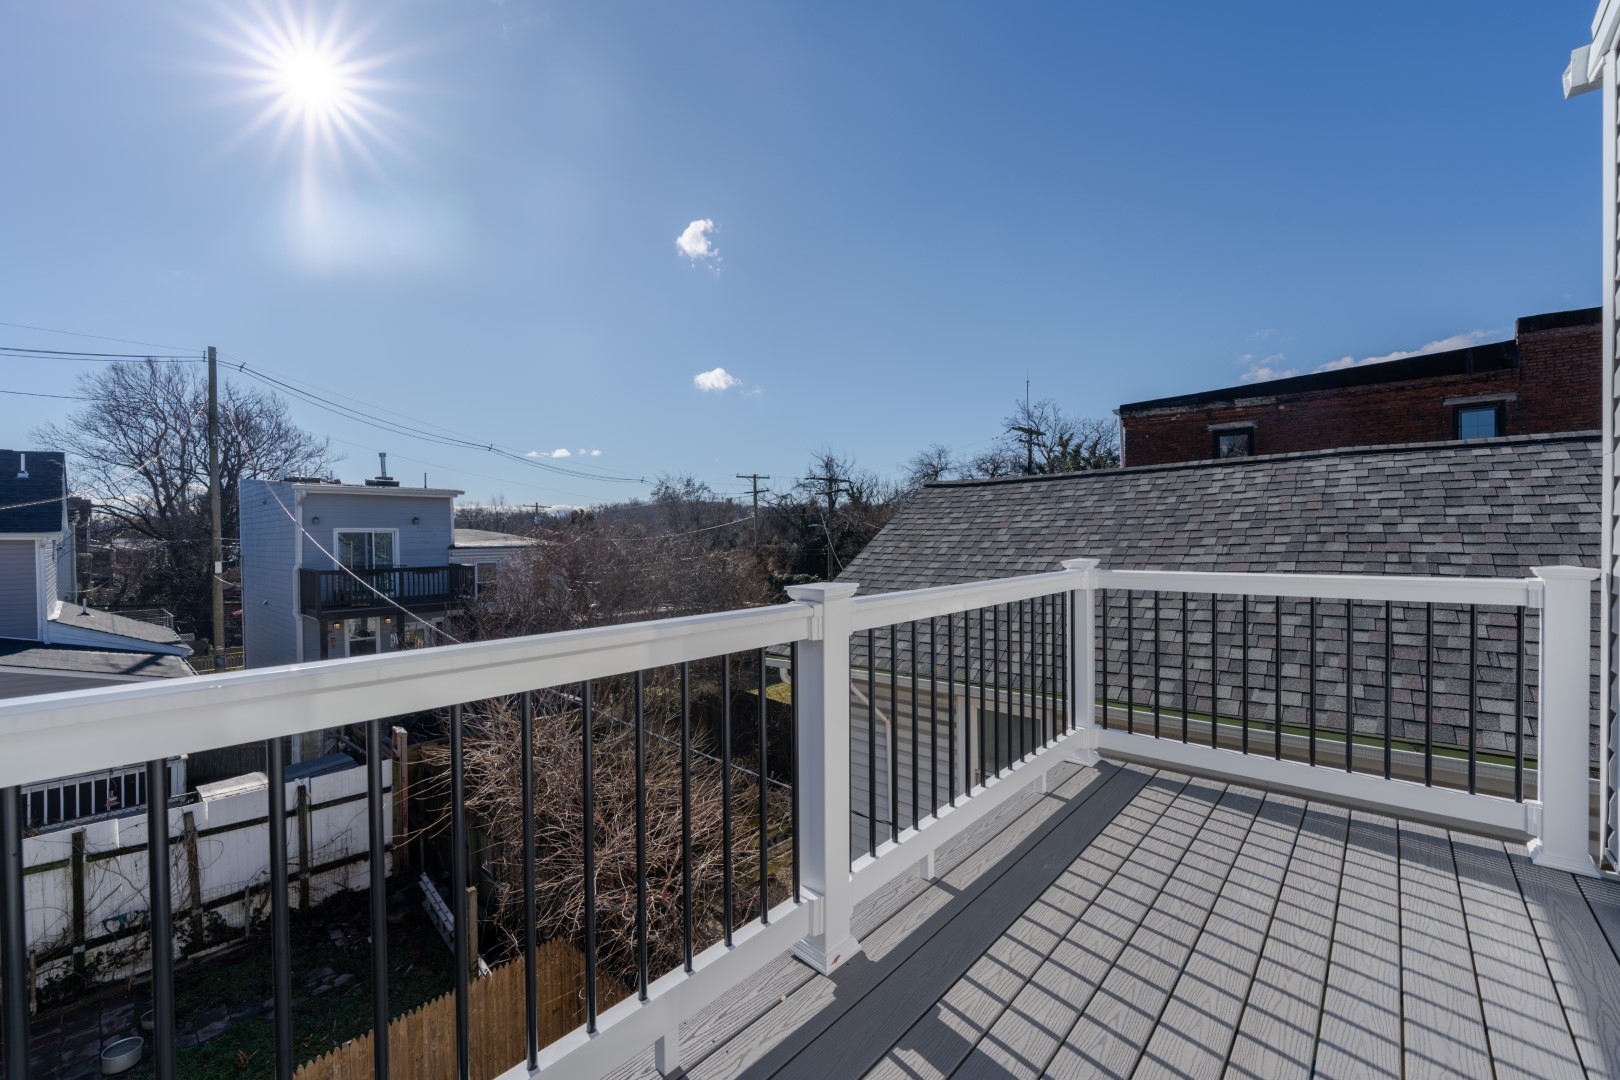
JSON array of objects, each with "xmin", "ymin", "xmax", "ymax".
[
  {"xmin": 1093, "ymin": 567, "xmax": 1550, "ymax": 607},
  {"xmin": 849, "ymin": 567, "xmax": 1087, "ymax": 633},
  {"xmin": 0, "ymin": 601, "xmax": 814, "ymax": 791}
]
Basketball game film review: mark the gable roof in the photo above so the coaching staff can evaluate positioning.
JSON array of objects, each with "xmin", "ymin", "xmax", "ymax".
[
  {"xmin": 46, "ymin": 603, "xmax": 189, "ymax": 652},
  {"xmin": 0, "ymin": 450, "xmax": 66, "ymax": 535},
  {"xmin": 841, "ymin": 433, "xmax": 1600, "ymax": 593}
]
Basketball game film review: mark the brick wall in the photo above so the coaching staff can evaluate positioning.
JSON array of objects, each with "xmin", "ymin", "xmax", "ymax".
[{"xmin": 1120, "ymin": 316, "xmax": 1599, "ymax": 466}]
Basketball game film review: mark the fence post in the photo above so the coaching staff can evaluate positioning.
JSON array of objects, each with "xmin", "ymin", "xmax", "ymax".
[
  {"xmin": 1061, "ymin": 559, "xmax": 1101, "ymax": 767},
  {"xmin": 783, "ymin": 581, "xmax": 861, "ymax": 975},
  {"xmin": 1530, "ymin": 565, "xmax": 1601, "ymax": 876}
]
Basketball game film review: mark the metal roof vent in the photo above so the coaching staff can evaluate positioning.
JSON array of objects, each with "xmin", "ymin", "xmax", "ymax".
[
  {"xmin": 365, "ymin": 451, "xmax": 400, "ymax": 487},
  {"xmin": 15, "ymin": 453, "xmax": 27, "ymax": 480}
]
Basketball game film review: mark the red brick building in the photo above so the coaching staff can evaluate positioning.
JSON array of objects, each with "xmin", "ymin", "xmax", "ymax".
[{"xmin": 1117, "ymin": 307, "xmax": 1599, "ymax": 466}]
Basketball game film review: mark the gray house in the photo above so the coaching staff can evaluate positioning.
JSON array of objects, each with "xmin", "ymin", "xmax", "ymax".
[
  {"xmin": 838, "ymin": 432, "xmax": 1599, "ymax": 852},
  {"xmin": 241, "ymin": 468, "xmax": 536, "ymax": 668},
  {"xmin": 0, "ymin": 449, "xmax": 194, "ymax": 828}
]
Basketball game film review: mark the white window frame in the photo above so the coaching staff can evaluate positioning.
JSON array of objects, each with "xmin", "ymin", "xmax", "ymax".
[{"xmin": 331, "ymin": 528, "xmax": 400, "ymax": 571}]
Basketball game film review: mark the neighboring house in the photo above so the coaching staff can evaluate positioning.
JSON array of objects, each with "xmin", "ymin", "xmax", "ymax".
[
  {"xmin": 241, "ymin": 466, "xmax": 534, "ymax": 668},
  {"xmin": 0, "ymin": 449, "xmax": 196, "ymax": 828},
  {"xmin": 1117, "ymin": 307, "xmax": 1599, "ymax": 466},
  {"xmin": 837, "ymin": 432, "xmax": 1599, "ymax": 850}
]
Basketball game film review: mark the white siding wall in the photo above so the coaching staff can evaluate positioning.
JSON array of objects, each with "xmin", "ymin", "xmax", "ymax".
[{"xmin": 240, "ymin": 480, "xmax": 300, "ymax": 668}]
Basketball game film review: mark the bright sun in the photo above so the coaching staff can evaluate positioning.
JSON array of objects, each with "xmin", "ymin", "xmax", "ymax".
[{"xmin": 273, "ymin": 46, "xmax": 349, "ymax": 118}]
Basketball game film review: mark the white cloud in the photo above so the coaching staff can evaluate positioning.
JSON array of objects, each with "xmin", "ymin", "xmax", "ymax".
[
  {"xmin": 693, "ymin": 367, "xmax": 742, "ymax": 392},
  {"xmin": 676, "ymin": 218, "xmax": 719, "ymax": 263},
  {"xmin": 1237, "ymin": 353, "xmax": 1297, "ymax": 383},
  {"xmin": 1314, "ymin": 330, "xmax": 1492, "ymax": 373},
  {"xmin": 590, "ymin": 449, "xmax": 602, "ymax": 456}
]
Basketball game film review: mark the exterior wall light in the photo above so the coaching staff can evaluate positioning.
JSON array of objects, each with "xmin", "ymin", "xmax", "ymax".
[
  {"xmin": 411, "ymin": 516, "xmax": 420, "ymax": 525},
  {"xmin": 311, "ymin": 516, "xmax": 320, "ymax": 525}
]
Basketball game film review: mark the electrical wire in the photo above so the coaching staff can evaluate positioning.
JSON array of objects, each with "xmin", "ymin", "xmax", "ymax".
[
  {"xmin": 0, "ymin": 319, "xmax": 196, "ymax": 353},
  {"xmin": 0, "ymin": 389, "xmax": 86, "ymax": 400},
  {"xmin": 0, "ymin": 346, "xmax": 202, "ymax": 360}
]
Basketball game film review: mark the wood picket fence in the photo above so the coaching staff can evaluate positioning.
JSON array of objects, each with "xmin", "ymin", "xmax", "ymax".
[{"xmin": 294, "ymin": 940, "xmax": 627, "ymax": 1080}]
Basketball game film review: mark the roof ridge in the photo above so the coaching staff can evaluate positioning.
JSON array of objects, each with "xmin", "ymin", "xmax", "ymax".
[{"xmin": 924, "ymin": 431, "xmax": 1600, "ymax": 490}]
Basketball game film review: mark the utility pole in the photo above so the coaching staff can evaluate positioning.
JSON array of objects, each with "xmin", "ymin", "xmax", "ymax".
[
  {"xmin": 207, "ymin": 345, "xmax": 224, "ymax": 672},
  {"xmin": 801, "ymin": 472, "xmax": 845, "ymax": 580},
  {"xmin": 735, "ymin": 473, "xmax": 771, "ymax": 547}
]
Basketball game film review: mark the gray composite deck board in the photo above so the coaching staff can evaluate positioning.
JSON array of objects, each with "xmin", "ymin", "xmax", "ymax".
[
  {"xmin": 868, "ymin": 769, "xmax": 1190, "ymax": 1080},
  {"xmin": 1450, "ymin": 832, "xmax": 1585, "ymax": 1079},
  {"xmin": 1510, "ymin": 846, "xmax": 1620, "ymax": 1077},
  {"xmin": 1216, "ymin": 801, "xmax": 1350, "ymax": 1079},
  {"xmin": 660, "ymin": 763, "xmax": 1620, "ymax": 1080},
  {"xmin": 1129, "ymin": 791, "xmax": 1305, "ymax": 1080},
  {"xmin": 1043, "ymin": 786, "xmax": 1283, "ymax": 1079},
  {"xmin": 1395, "ymin": 820, "xmax": 1492, "ymax": 1080},
  {"xmin": 715, "ymin": 763, "xmax": 1151, "ymax": 1080},
  {"xmin": 1313, "ymin": 810, "xmax": 1404, "ymax": 1079},
  {"xmin": 953, "ymin": 775, "xmax": 1229, "ymax": 1080}
]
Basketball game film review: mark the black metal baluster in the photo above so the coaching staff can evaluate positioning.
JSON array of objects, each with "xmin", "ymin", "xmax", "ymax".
[
  {"xmin": 1126, "ymin": 591, "xmax": 1135, "ymax": 736},
  {"xmin": 1345, "ymin": 601, "xmax": 1355, "ymax": 774},
  {"xmin": 266, "ymin": 738, "xmax": 293, "ymax": 1080},
  {"xmin": 948, "ymin": 614, "xmax": 958, "ymax": 804},
  {"xmin": 635, "ymin": 670, "xmax": 650, "ymax": 991},
  {"xmin": 147, "ymin": 759, "xmax": 176, "ymax": 1080},
  {"xmin": 929, "ymin": 617, "xmax": 939, "ymax": 817},
  {"xmin": 580, "ymin": 687, "xmax": 599, "ymax": 1034},
  {"xmin": 1383, "ymin": 601, "xmax": 1394, "ymax": 780},
  {"xmin": 992, "ymin": 607, "xmax": 1003, "ymax": 773},
  {"xmin": 1060, "ymin": 593, "xmax": 1070, "ymax": 734},
  {"xmin": 1210, "ymin": 597, "xmax": 1220, "ymax": 749},
  {"xmin": 1, "ymin": 787, "xmax": 27, "ymax": 1080},
  {"xmin": 789, "ymin": 643, "xmax": 801, "ymax": 902},
  {"xmin": 680, "ymin": 663, "xmax": 694, "ymax": 969},
  {"xmin": 521, "ymin": 693, "xmax": 538, "ymax": 1069},
  {"xmin": 867, "ymin": 629, "xmax": 878, "ymax": 857},
  {"xmin": 977, "ymin": 608, "xmax": 987, "ymax": 786},
  {"xmin": 889, "ymin": 626, "xmax": 900, "ymax": 841},
  {"xmin": 1273, "ymin": 601, "xmax": 1283, "ymax": 761},
  {"xmin": 1037, "ymin": 596, "xmax": 1047, "ymax": 746},
  {"xmin": 910, "ymin": 621, "xmax": 919, "ymax": 830},
  {"xmin": 1308, "ymin": 598, "xmax": 1317, "ymax": 766},
  {"xmin": 1467, "ymin": 605, "xmax": 1478, "ymax": 795},
  {"xmin": 721, "ymin": 657, "xmax": 735, "ymax": 942},
  {"xmin": 1240, "ymin": 596, "xmax": 1250, "ymax": 755},
  {"xmin": 451, "ymin": 704, "xmax": 471, "ymax": 1075},
  {"xmin": 1100, "ymin": 589, "xmax": 1110, "ymax": 732},
  {"xmin": 1515, "ymin": 607, "xmax": 1525, "ymax": 801},
  {"xmin": 757, "ymin": 650, "xmax": 769, "ymax": 925},
  {"xmin": 366, "ymin": 718, "xmax": 390, "ymax": 1078},
  {"xmin": 1010, "ymin": 603, "xmax": 1021, "ymax": 762},
  {"xmin": 1424, "ymin": 603, "xmax": 1434, "ymax": 786},
  {"xmin": 1153, "ymin": 592, "xmax": 1162, "ymax": 739},
  {"xmin": 1180, "ymin": 592, "xmax": 1190, "ymax": 743}
]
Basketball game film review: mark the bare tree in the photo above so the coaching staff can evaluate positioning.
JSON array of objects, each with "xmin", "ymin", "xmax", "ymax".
[
  {"xmin": 31, "ymin": 361, "xmax": 334, "ymax": 640},
  {"xmin": 963, "ymin": 397, "xmax": 1119, "ymax": 478},
  {"xmin": 903, "ymin": 443, "xmax": 959, "ymax": 490}
]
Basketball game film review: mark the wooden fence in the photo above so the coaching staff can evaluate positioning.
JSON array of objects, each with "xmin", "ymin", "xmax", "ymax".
[{"xmin": 294, "ymin": 940, "xmax": 627, "ymax": 1080}]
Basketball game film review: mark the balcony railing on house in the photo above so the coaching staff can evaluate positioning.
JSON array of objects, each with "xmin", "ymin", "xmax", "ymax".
[
  {"xmin": 298, "ymin": 563, "xmax": 476, "ymax": 615},
  {"xmin": 0, "ymin": 559, "xmax": 1598, "ymax": 1079}
]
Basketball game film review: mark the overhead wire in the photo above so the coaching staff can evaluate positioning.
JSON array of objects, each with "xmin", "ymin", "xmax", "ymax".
[{"xmin": 0, "ymin": 319, "xmax": 197, "ymax": 353}]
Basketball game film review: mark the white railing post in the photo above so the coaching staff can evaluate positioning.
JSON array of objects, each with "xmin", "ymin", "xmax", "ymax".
[
  {"xmin": 1061, "ymin": 558, "xmax": 1101, "ymax": 767},
  {"xmin": 783, "ymin": 581, "xmax": 862, "ymax": 974},
  {"xmin": 1530, "ymin": 565, "xmax": 1601, "ymax": 876}
]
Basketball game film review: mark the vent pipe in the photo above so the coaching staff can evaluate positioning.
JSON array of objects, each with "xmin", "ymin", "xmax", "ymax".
[{"xmin": 15, "ymin": 453, "xmax": 26, "ymax": 480}]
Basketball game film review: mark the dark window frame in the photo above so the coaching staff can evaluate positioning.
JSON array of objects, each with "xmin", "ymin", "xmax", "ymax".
[
  {"xmin": 1211, "ymin": 427, "xmax": 1255, "ymax": 459},
  {"xmin": 1453, "ymin": 402, "xmax": 1505, "ymax": 440}
]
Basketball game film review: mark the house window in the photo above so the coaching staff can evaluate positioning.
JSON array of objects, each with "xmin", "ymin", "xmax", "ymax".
[
  {"xmin": 1212, "ymin": 428, "xmax": 1254, "ymax": 459},
  {"xmin": 335, "ymin": 530, "xmax": 395, "ymax": 571},
  {"xmin": 345, "ymin": 616, "xmax": 379, "ymax": 657},
  {"xmin": 472, "ymin": 561, "xmax": 500, "ymax": 595},
  {"xmin": 1455, "ymin": 403, "xmax": 1505, "ymax": 440}
]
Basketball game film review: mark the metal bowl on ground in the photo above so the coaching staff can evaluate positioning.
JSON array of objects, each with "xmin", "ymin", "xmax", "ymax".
[
  {"xmin": 138, "ymin": 1009, "xmax": 153, "ymax": 1033},
  {"xmin": 100, "ymin": 1037, "xmax": 144, "ymax": 1075}
]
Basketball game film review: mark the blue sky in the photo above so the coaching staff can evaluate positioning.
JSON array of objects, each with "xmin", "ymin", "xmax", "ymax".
[{"xmin": 0, "ymin": 2, "xmax": 1603, "ymax": 507}]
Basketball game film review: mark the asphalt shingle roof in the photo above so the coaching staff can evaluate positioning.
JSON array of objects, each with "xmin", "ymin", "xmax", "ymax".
[
  {"xmin": 0, "ymin": 642, "xmax": 194, "ymax": 680},
  {"xmin": 0, "ymin": 450, "xmax": 66, "ymax": 535}
]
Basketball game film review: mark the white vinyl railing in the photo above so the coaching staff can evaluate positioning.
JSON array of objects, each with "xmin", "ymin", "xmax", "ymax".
[{"xmin": 0, "ymin": 559, "xmax": 1598, "ymax": 1080}]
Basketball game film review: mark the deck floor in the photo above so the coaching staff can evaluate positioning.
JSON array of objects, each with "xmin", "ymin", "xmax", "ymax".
[{"xmin": 606, "ymin": 759, "xmax": 1620, "ymax": 1080}]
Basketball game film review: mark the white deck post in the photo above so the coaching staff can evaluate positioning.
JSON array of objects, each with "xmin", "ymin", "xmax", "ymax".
[
  {"xmin": 1529, "ymin": 566, "xmax": 1601, "ymax": 876},
  {"xmin": 783, "ymin": 581, "xmax": 862, "ymax": 974},
  {"xmin": 1061, "ymin": 558, "xmax": 1101, "ymax": 767}
]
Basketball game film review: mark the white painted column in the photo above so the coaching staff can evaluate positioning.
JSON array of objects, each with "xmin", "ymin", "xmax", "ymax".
[
  {"xmin": 1061, "ymin": 558, "xmax": 1101, "ymax": 768},
  {"xmin": 783, "ymin": 581, "xmax": 862, "ymax": 974},
  {"xmin": 1530, "ymin": 566, "xmax": 1601, "ymax": 876}
]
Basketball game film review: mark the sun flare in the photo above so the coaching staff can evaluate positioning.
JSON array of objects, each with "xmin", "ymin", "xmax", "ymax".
[{"xmin": 273, "ymin": 45, "xmax": 349, "ymax": 118}]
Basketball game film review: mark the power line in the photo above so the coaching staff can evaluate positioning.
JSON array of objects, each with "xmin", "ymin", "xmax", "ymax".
[
  {"xmin": 0, "ymin": 346, "xmax": 202, "ymax": 360},
  {"xmin": 0, "ymin": 389, "xmax": 85, "ymax": 400},
  {"xmin": 0, "ymin": 319, "xmax": 196, "ymax": 353},
  {"xmin": 735, "ymin": 473, "xmax": 771, "ymax": 547}
]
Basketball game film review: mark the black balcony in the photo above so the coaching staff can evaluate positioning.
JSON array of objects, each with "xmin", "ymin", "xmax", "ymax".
[{"xmin": 299, "ymin": 564, "xmax": 475, "ymax": 616}]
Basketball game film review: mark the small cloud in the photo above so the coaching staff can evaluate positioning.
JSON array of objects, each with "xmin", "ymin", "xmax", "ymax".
[
  {"xmin": 550, "ymin": 448, "xmax": 573, "ymax": 458},
  {"xmin": 1237, "ymin": 352, "xmax": 1297, "ymax": 383},
  {"xmin": 1313, "ymin": 331, "xmax": 1492, "ymax": 373},
  {"xmin": 694, "ymin": 367, "xmax": 742, "ymax": 392},
  {"xmin": 590, "ymin": 449, "xmax": 602, "ymax": 456},
  {"xmin": 741, "ymin": 385, "xmax": 765, "ymax": 398},
  {"xmin": 676, "ymin": 218, "xmax": 719, "ymax": 264},
  {"xmin": 524, "ymin": 449, "xmax": 575, "ymax": 458}
]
